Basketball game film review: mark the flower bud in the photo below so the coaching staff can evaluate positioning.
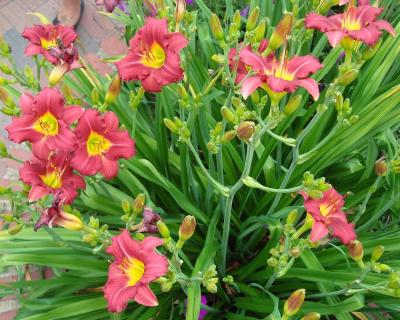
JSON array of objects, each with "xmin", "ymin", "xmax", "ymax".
[
  {"xmin": 336, "ymin": 63, "xmax": 359, "ymax": 86},
  {"xmin": 121, "ymin": 199, "xmax": 131, "ymax": 215},
  {"xmin": 175, "ymin": 0, "xmax": 186, "ymax": 26},
  {"xmin": 220, "ymin": 106, "xmax": 236, "ymax": 123},
  {"xmin": 284, "ymin": 94, "xmax": 302, "ymax": 115},
  {"xmin": 375, "ymin": 159, "xmax": 388, "ymax": 176},
  {"xmin": 206, "ymin": 279, "xmax": 218, "ymax": 293},
  {"xmin": 246, "ymin": 7, "xmax": 260, "ymax": 32},
  {"xmin": 254, "ymin": 18, "xmax": 267, "ymax": 42},
  {"xmin": 91, "ymin": 88, "xmax": 100, "ymax": 104},
  {"xmin": 156, "ymin": 220, "xmax": 170, "ymax": 239},
  {"xmin": 371, "ymin": 245, "xmax": 384, "ymax": 262},
  {"xmin": 82, "ymin": 233, "xmax": 98, "ymax": 244},
  {"xmin": 301, "ymin": 312, "xmax": 321, "ymax": 320},
  {"xmin": 378, "ymin": 263, "xmax": 391, "ymax": 273},
  {"xmin": 265, "ymin": 14, "xmax": 293, "ymax": 54},
  {"xmin": 348, "ymin": 240, "xmax": 363, "ymax": 262},
  {"xmin": 164, "ymin": 118, "xmax": 179, "ymax": 133},
  {"xmin": 229, "ymin": 10, "xmax": 241, "ymax": 36},
  {"xmin": 104, "ymin": 76, "xmax": 122, "ymax": 105},
  {"xmin": 57, "ymin": 211, "xmax": 84, "ymax": 231},
  {"xmin": 0, "ymin": 141, "xmax": 8, "ymax": 159},
  {"xmin": 290, "ymin": 247, "xmax": 301, "ymax": 258},
  {"xmin": 286, "ymin": 209, "xmax": 298, "ymax": 225},
  {"xmin": 49, "ymin": 63, "xmax": 69, "ymax": 87},
  {"xmin": 178, "ymin": 84, "xmax": 189, "ymax": 102},
  {"xmin": 250, "ymin": 90, "xmax": 260, "ymax": 104},
  {"xmin": 8, "ymin": 224, "xmax": 23, "ymax": 235},
  {"xmin": 0, "ymin": 62, "xmax": 12, "ymax": 75},
  {"xmin": 221, "ymin": 130, "xmax": 236, "ymax": 143},
  {"xmin": 177, "ymin": 215, "xmax": 196, "ymax": 249},
  {"xmin": 0, "ymin": 37, "xmax": 10, "ymax": 56},
  {"xmin": 210, "ymin": 14, "xmax": 225, "ymax": 43},
  {"xmin": 284, "ymin": 289, "xmax": 306, "ymax": 317},
  {"xmin": 133, "ymin": 193, "xmax": 146, "ymax": 215},
  {"xmin": 236, "ymin": 121, "xmax": 255, "ymax": 140}
]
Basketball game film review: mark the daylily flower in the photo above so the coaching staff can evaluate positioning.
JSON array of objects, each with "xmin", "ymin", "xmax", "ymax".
[
  {"xmin": 19, "ymin": 152, "xmax": 85, "ymax": 204},
  {"xmin": 22, "ymin": 24, "xmax": 79, "ymax": 66},
  {"xmin": 301, "ymin": 188, "xmax": 356, "ymax": 244},
  {"xmin": 305, "ymin": 4, "xmax": 395, "ymax": 48},
  {"xmin": 5, "ymin": 88, "xmax": 84, "ymax": 160},
  {"xmin": 115, "ymin": 18, "xmax": 188, "ymax": 92},
  {"xmin": 104, "ymin": 230, "xmax": 168, "ymax": 312},
  {"xmin": 228, "ymin": 40, "xmax": 269, "ymax": 84},
  {"xmin": 34, "ymin": 195, "xmax": 83, "ymax": 231},
  {"xmin": 71, "ymin": 109, "xmax": 135, "ymax": 179},
  {"xmin": 239, "ymin": 49, "xmax": 323, "ymax": 101}
]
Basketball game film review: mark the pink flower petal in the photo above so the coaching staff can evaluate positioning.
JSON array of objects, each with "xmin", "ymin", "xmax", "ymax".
[
  {"xmin": 28, "ymin": 185, "xmax": 49, "ymax": 202},
  {"xmin": 305, "ymin": 13, "xmax": 338, "ymax": 32},
  {"xmin": 326, "ymin": 31, "xmax": 345, "ymax": 47},
  {"xmin": 295, "ymin": 78, "xmax": 320, "ymax": 101},
  {"xmin": 64, "ymin": 105, "xmax": 85, "ymax": 125},
  {"xmin": 100, "ymin": 157, "xmax": 120, "ymax": 180},
  {"xmin": 34, "ymin": 88, "xmax": 65, "ymax": 118},
  {"xmin": 329, "ymin": 219, "xmax": 356, "ymax": 245},
  {"xmin": 241, "ymin": 76, "xmax": 263, "ymax": 99},
  {"xmin": 134, "ymin": 285, "xmax": 158, "ymax": 307},
  {"xmin": 310, "ymin": 221, "xmax": 329, "ymax": 242},
  {"xmin": 287, "ymin": 55, "xmax": 322, "ymax": 78},
  {"xmin": 348, "ymin": 25, "xmax": 382, "ymax": 46},
  {"xmin": 373, "ymin": 20, "xmax": 396, "ymax": 36},
  {"xmin": 19, "ymin": 93, "xmax": 35, "ymax": 114}
]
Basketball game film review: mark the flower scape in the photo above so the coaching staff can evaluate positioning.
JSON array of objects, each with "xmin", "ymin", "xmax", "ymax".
[{"xmin": 0, "ymin": 1, "xmax": 399, "ymax": 319}]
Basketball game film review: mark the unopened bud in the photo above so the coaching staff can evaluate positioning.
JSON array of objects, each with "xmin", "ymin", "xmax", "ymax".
[
  {"xmin": 229, "ymin": 10, "xmax": 241, "ymax": 36},
  {"xmin": 221, "ymin": 130, "xmax": 236, "ymax": 143},
  {"xmin": 156, "ymin": 220, "xmax": 170, "ymax": 239},
  {"xmin": 221, "ymin": 106, "xmax": 236, "ymax": 123},
  {"xmin": 284, "ymin": 289, "xmax": 306, "ymax": 317},
  {"xmin": 375, "ymin": 160, "xmax": 388, "ymax": 176},
  {"xmin": 265, "ymin": 14, "xmax": 293, "ymax": 54},
  {"xmin": 250, "ymin": 90, "xmax": 260, "ymax": 104},
  {"xmin": 0, "ymin": 63, "xmax": 12, "ymax": 75},
  {"xmin": 236, "ymin": 121, "xmax": 255, "ymax": 140},
  {"xmin": 348, "ymin": 240, "xmax": 363, "ymax": 262},
  {"xmin": 286, "ymin": 210, "xmax": 298, "ymax": 225},
  {"xmin": 121, "ymin": 199, "xmax": 131, "ymax": 215},
  {"xmin": 301, "ymin": 312, "xmax": 321, "ymax": 320},
  {"xmin": 0, "ymin": 141, "xmax": 8, "ymax": 159},
  {"xmin": 175, "ymin": 0, "xmax": 186, "ymax": 25},
  {"xmin": 49, "ymin": 63, "xmax": 69, "ymax": 87},
  {"xmin": 82, "ymin": 233, "xmax": 98, "ymax": 244},
  {"xmin": 284, "ymin": 94, "xmax": 302, "ymax": 115},
  {"xmin": 133, "ymin": 193, "xmax": 146, "ymax": 215},
  {"xmin": 105, "ymin": 76, "xmax": 122, "ymax": 105},
  {"xmin": 0, "ymin": 37, "xmax": 10, "ymax": 56},
  {"xmin": 210, "ymin": 14, "xmax": 225, "ymax": 43},
  {"xmin": 371, "ymin": 245, "xmax": 384, "ymax": 262},
  {"xmin": 91, "ymin": 88, "xmax": 100, "ymax": 104},
  {"xmin": 8, "ymin": 224, "xmax": 23, "ymax": 235},
  {"xmin": 177, "ymin": 215, "xmax": 196, "ymax": 249},
  {"xmin": 178, "ymin": 84, "xmax": 189, "ymax": 101},
  {"xmin": 246, "ymin": 7, "xmax": 260, "ymax": 32},
  {"xmin": 336, "ymin": 64, "xmax": 359, "ymax": 86},
  {"xmin": 164, "ymin": 118, "xmax": 179, "ymax": 133},
  {"xmin": 290, "ymin": 247, "xmax": 301, "ymax": 258},
  {"xmin": 378, "ymin": 263, "xmax": 391, "ymax": 273},
  {"xmin": 254, "ymin": 18, "xmax": 267, "ymax": 42}
]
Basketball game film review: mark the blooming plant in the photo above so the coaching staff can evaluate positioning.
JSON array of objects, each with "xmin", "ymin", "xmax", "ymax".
[{"xmin": 0, "ymin": 0, "xmax": 399, "ymax": 319}]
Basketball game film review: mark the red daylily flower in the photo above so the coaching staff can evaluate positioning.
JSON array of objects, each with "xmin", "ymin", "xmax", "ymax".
[
  {"xmin": 34, "ymin": 196, "xmax": 83, "ymax": 231},
  {"xmin": 95, "ymin": 0, "xmax": 123, "ymax": 12},
  {"xmin": 22, "ymin": 24, "xmax": 79, "ymax": 66},
  {"xmin": 104, "ymin": 230, "xmax": 168, "ymax": 312},
  {"xmin": 239, "ymin": 49, "xmax": 322, "ymax": 101},
  {"xmin": 71, "ymin": 109, "xmax": 135, "ymax": 179},
  {"xmin": 305, "ymin": 4, "xmax": 395, "ymax": 47},
  {"xmin": 5, "ymin": 88, "xmax": 84, "ymax": 160},
  {"xmin": 228, "ymin": 40, "xmax": 270, "ymax": 84},
  {"xmin": 115, "ymin": 18, "xmax": 188, "ymax": 92},
  {"xmin": 301, "ymin": 188, "xmax": 356, "ymax": 245},
  {"xmin": 20, "ymin": 152, "xmax": 85, "ymax": 204}
]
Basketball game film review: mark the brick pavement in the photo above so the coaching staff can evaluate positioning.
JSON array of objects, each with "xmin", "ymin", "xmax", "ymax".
[{"xmin": 0, "ymin": 1, "xmax": 128, "ymax": 318}]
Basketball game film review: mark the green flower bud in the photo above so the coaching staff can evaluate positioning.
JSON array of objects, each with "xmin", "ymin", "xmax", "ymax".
[
  {"xmin": 284, "ymin": 94, "xmax": 302, "ymax": 115},
  {"xmin": 246, "ymin": 7, "xmax": 260, "ymax": 32},
  {"xmin": 371, "ymin": 245, "xmax": 384, "ymax": 262},
  {"xmin": 284, "ymin": 289, "xmax": 306, "ymax": 317},
  {"xmin": 336, "ymin": 63, "xmax": 360, "ymax": 86},
  {"xmin": 0, "ymin": 141, "xmax": 8, "ymax": 158},
  {"xmin": 178, "ymin": 84, "xmax": 189, "ymax": 102},
  {"xmin": 8, "ymin": 224, "xmax": 23, "ymax": 235},
  {"xmin": 91, "ymin": 88, "xmax": 100, "ymax": 104},
  {"xmin": 264, "ymin": 14, "xmax": 293, "ymax": 55},
  {"xmin": 164, "ymin": 118, "xmax": 179, "ymax": 133},
  {"xmin": 121, "ymin": 199, "xmax": 131, "ymax": 215},
  {"xmin": 286, "ymin": 209, "xmax": 298, "ymax": 225},
  {"xmin": 104, "ymin": 76, "xmax": 122, "ymax": 105},
  {"xmin": 220, "ymin": 106, "xmax": 236, "ymax": 123},
  {"xmin": 221, "ymin": 130, "xmax": 236, "ymax": 143},
  {"xmin": 254, "ymin": 18, "xmax": 267, "ymax": 42},
  {"xmin": 301, "ymin": 312, "xmax": 321, "ymax": 320},
  {"xmin": 378, "ymin": 263, "xmax": 391, "ymax": 273},
  {"xmin": 0, "ymin": 63, "xmax": 12, "ymax": 75},
  {"xmin": 133, "ymin": 193, "xmax": 146, "ymax": 215},
  {"xmin": 236, "ymin": 121, "xmax": 255, "ymax": 141},
  {"xmin": 156, "ymin": 220, "xmax": 170, "ymax": 239},
  {"xmin": 210, "ymin": 14, "xmax": 225, "ymax": 44}
]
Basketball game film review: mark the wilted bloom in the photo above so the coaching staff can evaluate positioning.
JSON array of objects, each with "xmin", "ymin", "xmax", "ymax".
[
  {"xmin": 34, "ymin": 195, "xmax": 83, "ymax": 231},
  {"xmin": 95, "ymin": 0, "xmax": 123, "ymax": 12},
  {"xmin": 301, "ymin": 188, "xmax": 356, "ymax": 244},
  {"xmin": 305, "ymin": 4, "xmax": 395, "ymax": 48},
  {"xmin": 71, "ymin": 109, "xmax": 135, "ymax": 179},
  {"xmin": 5, "ymin": 88, "xmax": 84, "ymax": 160},
  {"xmin": 22, "ymin": 24, "xmax": 80, "ymax": 66},
  {"xmin": 115, "ymin": 18, "xmax": 188, "ymax": 92},
  {"xmin": 348, "ymin": 240, "xmax": 364, "ymax": 261},
  {"xmin": 240, "ymin": 49, "xmax": 322, "ymax": 101},
  {"xmin": 20, "ymin": 152, "xmax": 85, "ymax": 203},
  {"xmin": 137, "ymin": 207, "xmax": 161, "ymax": 233},
  {"xmin": 104, "ymin": 230, "xmax": 168, "ymax": 312},
  {"xmin": 228, "ymin": 40, "xmax": 269, "ymax": 84}
]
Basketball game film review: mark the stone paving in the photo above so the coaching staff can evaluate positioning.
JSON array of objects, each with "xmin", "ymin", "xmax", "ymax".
[{"xmin": 0, "ymin": 1, "xmax": 128, "ymax": 317}]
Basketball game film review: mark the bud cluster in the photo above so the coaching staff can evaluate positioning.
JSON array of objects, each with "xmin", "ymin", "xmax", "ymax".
[
  {"xmin": 81, "ymin": 216, "xmax": 110, "ymax": 248},
  {"xmin": 207, "ymin": 122, "xmax": 236, "ymax": 154},
  {"xmin": 163, "ymin": 117, "xmax": 191, "ymax": 141},
  {"xmin": 202, "ymin": 264, "xmax": 219, "ymax": 293},
  {"xmin": 302, "ymin": 172, "xmax": 331, "ymax": 199}
]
